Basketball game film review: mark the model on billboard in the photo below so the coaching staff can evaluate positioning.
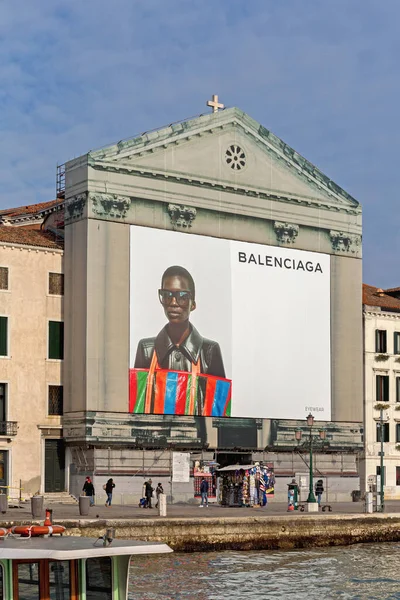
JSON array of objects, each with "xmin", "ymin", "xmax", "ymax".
[
  {"xmin": 135, "ymin": 265, "xmax": 225, "ymax": 376},
  {"xmin": 131, "ymin": 265, "xmax": 231, "ymax": 417}
]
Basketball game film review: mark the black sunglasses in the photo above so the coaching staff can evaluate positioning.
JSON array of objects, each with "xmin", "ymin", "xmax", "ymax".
[{"xmin": 158, "ymin": 289, "xmax": 192, "ymax": 307}]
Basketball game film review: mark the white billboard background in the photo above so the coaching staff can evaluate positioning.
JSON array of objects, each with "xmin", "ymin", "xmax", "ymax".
[
  {"xmin": 230, "ymin": 241, "xmax": 331, "ymax": 419},
  {"xmin": 130, "ymin": 225, "xmax": 331, "ymax": 420}
]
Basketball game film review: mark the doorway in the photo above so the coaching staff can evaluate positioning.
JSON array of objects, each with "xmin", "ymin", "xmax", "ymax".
[
  {"xmin": 0, "ymin": 451, "xmax": 8, "ymax": 494},
  {"xmin": 44, "ymin": 440, "xmax": 65, "ymax": 493}
]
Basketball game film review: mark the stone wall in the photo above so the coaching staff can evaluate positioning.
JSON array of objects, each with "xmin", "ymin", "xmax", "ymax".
[{"xmin": 58, "ymin": 514, "xmax": 400, "ymax": 552}]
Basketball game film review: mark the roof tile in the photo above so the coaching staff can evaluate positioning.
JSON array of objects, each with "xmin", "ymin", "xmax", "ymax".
[
  {"xmin": 0, "ymin": 228, "xmax": 63, "ymax": 250},
  {"xmin": 363, "ymin": 283, "xmax": 400, "ymax": 311}
]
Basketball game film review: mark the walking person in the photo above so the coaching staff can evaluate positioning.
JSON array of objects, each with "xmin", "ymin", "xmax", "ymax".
[
  {"xmin": 82, "ymin": 476, "xmax": 95, "ymax": 507},
  {"xmin": 155, "ymin": 482, "xmax": 164, "ymax": 508},
  {"xmin": 200, "ymin": 477, "xmax": 209, "ymax": 507},
  {"xmin": 315, "ymin": 479, "xmax": 324, "ymax": 507},
  {"xmin": 144, "ymin": 479, "xmax": 154, "ymax": 509},
  {"xmin": 104, "ymin": 478, "xmax": 115, "ymax": 507}
]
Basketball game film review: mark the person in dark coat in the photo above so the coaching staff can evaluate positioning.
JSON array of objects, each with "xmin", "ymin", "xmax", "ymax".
[
  {"xmin": 155, "ymin": 482, "xmax": 164, "ymax": 508},
  {"xmin": 144, "ymin": 479, "xmax": 154, "ymax": 509},
  {"xmin": 82, "ymin": 476, "xmax": 95, "ymax": 506},
  {"xmin": 134, "ymin": 266, "xmax": 226, "ymax": 415},
  {"xmin": 104, "ymin": 478, "xmax": 115, "ymax": 507},
  {"xmin": 315, "ymin": 479, "xmax": 324, "ymax": 506},
  {"xmin": 200, "ymin": 477, "xmax": 209, "ymax": 508}
]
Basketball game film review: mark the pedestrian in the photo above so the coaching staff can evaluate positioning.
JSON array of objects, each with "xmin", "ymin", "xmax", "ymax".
[
  {"xmin": 144, "ymin": 479, "xmax": 154, "ymax": 509},
  {"xmin": 200, "ymin": 477, "xmax": 209, "ymax": 507},
  {"xmin": 155, "ymin": 482, "xmax": 164, "ymax": 508},
  {"xmin": 104, "ymin": 478, "xmax": 115, "ymax": 507},
  {"xmin": 82, "ymin": 476, "xmax": 95, "ymax": 506},
  {"xmin": 315, "ymin": 479, "xmax": 324, "ymax": 506}
]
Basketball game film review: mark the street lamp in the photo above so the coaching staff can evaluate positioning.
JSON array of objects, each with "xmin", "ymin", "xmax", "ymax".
[{"xmin": 296, "ymin": 413, "xmax": 326, "ymax": 504}]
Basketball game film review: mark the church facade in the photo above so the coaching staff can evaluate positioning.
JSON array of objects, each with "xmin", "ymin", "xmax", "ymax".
[{"xmin": 62, "ymin": 105, "xmax": 363, "ymax": 502}]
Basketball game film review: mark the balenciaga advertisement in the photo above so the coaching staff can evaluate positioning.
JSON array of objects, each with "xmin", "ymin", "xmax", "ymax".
[{"xmin": 129, "ymin": 225, "xmax": 331, "ymax": 420}]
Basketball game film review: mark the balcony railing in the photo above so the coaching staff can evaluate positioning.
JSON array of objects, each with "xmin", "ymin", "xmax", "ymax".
[{"xmin": 0, "ymin": 422, "xmax": 17, "ymax": 436}]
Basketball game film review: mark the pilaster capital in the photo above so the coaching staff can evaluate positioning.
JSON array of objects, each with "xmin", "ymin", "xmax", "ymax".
[
  {"xmin": 330, "ymin": 230, "xmax": 361, "ymax": 254},
  {"xmin": 91, "ymin": 193, "xmax": 130, "ymax": 219},
  {"xmin": 167, "ymin": 203, "xmax": 197, "ymax": 229},
  {"xmin": 273, "ymin": 221, "xmax": 299, "ymax": 244}
]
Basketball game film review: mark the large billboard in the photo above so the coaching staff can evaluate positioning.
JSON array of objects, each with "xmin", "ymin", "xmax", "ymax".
[{"xmin": 129, "ymin": 225, "xmax": 331, "ymax": 420}]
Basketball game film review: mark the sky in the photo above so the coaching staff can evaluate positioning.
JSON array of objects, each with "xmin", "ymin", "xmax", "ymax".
[{"xmin": 0, "ymin": 0, "xmax": 398, "ymax": 286}]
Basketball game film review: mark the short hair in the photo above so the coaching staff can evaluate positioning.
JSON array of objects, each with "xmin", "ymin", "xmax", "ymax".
[{"xmin": 161, "ymin": 266, "xmax": 195, "ymax": 299}]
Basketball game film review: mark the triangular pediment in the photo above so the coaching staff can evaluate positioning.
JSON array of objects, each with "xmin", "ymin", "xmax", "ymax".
[{"xmin": 89, "ymin": 108, "xmax": 359, "ymax": 212}]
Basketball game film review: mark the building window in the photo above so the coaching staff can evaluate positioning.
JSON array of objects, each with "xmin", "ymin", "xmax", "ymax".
[
  {"xmin": 49, "ymin": 273, "xmax": 64, "ymax": 296},
  {"xmin": 0, "ymin": 384, "xmax": 6, "ymax": 422},
  {"xmin": 376, "ymin": 422, "xmax": 390, "ymax": 442},
  {"xmin": 396, "ymin": 467, "xmax": 400, "ymax": 486},
  {"xmin": 396, "ymin": 424, "xmax": 400, "ymax": 443},
  {"xmin": 375, "ymin": 330, "xmax": 387, "ymax": 353},
  {"xmin": 48, "ymin": 321, "xmax": 64, "ymax": 360},
  {"xmin": 395, "ymin": 332, "xmax": 400, "ymax": 355},
  {"xmin": 0, "ymin": 318, "xmax": 7, "ymax": 357},
  {"xmin": 86, "ymin": 557, "xmax": 112, "ymax": 600},
  {"xmin": 0, "ymin": 268, "xmax": 8, "ymax": 291},
  {"xmin": 48, "ymin": 386, "xmax": 63, "ymax": 416},
  {"xmin": 376, "ymin": 375, "xmax": 389, "ymax": 402}
]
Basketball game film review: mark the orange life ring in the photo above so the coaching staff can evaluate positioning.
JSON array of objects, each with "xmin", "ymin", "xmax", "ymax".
[
  {"xmin": 0, "ymin": 528, "xmax": 8, "ymax": 537},
  {"xmin": 11, "ymin": 525, "xmax": 65, "ymax": 537}
]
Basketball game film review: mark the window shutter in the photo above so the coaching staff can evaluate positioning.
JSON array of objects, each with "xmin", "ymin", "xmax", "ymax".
[
  {"xmin": 48, "ymin": 321, "xmax": 64, "ymax": 360},
  {"xmin": 0, "ymin": 317, "xmax": 7, "ymax": 356},
  {"xmin": 375, "ymin": 330, "xmax": 379, "ymax": 352},
  {"xmin": 384, "ymin": 376, "xmax": 389, "ymax": 402}
]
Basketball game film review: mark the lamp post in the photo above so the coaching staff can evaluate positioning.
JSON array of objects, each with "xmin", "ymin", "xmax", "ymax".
[
  {"xmin": 379, "ymin": 406, "xmax": 385, "ymax": 512},
  {"xmin": 295, "ymin": 413, "xmax": 326, "ymax": 506}
]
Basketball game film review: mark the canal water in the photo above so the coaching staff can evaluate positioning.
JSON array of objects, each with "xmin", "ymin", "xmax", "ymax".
[{"xmin": 129, "ymin": 543, "xmax": 400, "ymax": 599}]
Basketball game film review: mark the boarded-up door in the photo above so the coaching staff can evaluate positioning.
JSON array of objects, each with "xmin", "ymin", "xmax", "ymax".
[{"xmin": 44, "ymin": 440, "xmax": 65, "ymax": 492}]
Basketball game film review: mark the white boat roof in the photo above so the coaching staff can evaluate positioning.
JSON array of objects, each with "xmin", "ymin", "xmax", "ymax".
[{"xmin": 0, "ymin": 537, "xmax": 172, "ymax": 560}]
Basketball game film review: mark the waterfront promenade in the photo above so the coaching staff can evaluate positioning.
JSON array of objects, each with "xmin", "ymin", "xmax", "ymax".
[
  {"xmin": 1, "ymin": 499, "xmax": 400, "ymax": 552},
  {"xmin": 2, "ymin": 499, "xmax": 400, "ymax": 521}
]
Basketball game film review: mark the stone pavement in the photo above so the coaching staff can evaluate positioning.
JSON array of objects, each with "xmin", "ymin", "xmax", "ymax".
[{"xmin": 1, "ymin": 499, "xmax": 400, "ymax": 523}]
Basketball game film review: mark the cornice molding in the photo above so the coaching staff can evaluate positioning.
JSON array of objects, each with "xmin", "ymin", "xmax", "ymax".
[
  {"xmin": 273, "ymin": 221, "xmax": 299, "ymax": 244},
  {"xmin": 0, "ymin": 242, "xmax": 63, "ymax": 255},
  {"xmin": 364, "ymin": 311, "xmax": 400, "ymax": 320},
  {"xmin": 88, "ymin": 161, "xmax": 361, "ymax": 216}
]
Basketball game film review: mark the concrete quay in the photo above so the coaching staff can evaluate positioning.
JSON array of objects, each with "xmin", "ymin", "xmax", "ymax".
[{"xmin": 2, "ymin": 501, "xmax": 400, "ymax": 552}]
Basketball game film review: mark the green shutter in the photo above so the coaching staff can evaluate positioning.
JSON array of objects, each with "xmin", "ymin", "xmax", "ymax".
[
  {"xmin": 376, "ymin": 376, "xmax": 381, "ymax": 402},
  {"xmin": 384, "ymin": 376, "xmax": 389, "ymax": 402},
  {"xmin": 0, "ymin": 317, "xmax": 7, "ymax": 356},
  {"xmin": 48, "ymin": 321, "xmax": 64, "ymax": 360}
]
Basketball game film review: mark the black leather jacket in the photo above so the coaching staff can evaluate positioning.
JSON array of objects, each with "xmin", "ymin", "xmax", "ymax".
[
  {"xmin": 134, "ymin": 325, "xmax": 225, "ymax": 416},
  {"xmin": 134, "ymin": 324, "xmax": 225, "ymax": 379}
]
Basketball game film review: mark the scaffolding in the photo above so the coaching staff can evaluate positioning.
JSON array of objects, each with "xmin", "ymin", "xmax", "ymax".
[{"xmin": 56, "ymin": 164, "xmax": 65, "ymax": 199}]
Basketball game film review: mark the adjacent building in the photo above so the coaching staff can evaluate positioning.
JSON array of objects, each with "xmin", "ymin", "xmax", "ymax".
[
  {"xmin": 0, "ymin": 209, "xmax": 64, "ymax": 499},
  {"xmin": 363, "ymin": 284, "xmax": 400, "ymax": 498}
]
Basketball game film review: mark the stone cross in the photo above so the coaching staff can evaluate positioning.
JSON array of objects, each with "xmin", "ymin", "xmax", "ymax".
[{"xmin": 207, "ymin": 94, "xmax": 224, "ymax": 113}]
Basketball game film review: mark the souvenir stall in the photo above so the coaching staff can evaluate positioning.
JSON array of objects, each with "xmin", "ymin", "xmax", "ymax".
[
  {"xmin": 217, "ymin": 464, "xmax": 274, "ymax": 507},
  {"xmin": 193, "ymin": 460, "xmax": 218, "ymax": 502}
]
